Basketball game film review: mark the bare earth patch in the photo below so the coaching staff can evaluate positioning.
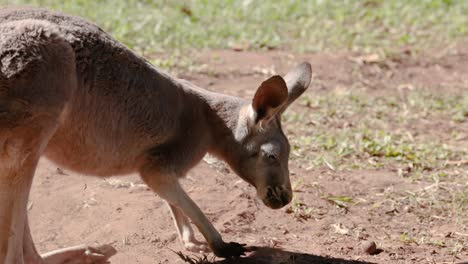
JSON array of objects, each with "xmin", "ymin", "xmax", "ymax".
[{"xmin": 30, "ymin": 42, "xmax": 467, "ymax": 264}]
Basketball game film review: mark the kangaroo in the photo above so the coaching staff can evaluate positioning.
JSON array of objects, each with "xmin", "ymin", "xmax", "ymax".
[{"xmin": 0, "ymin": 7, "xmax": 312, "ymax": 264}]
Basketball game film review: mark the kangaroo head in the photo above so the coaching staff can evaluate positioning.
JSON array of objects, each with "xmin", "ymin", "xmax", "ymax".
[{"xmin": 232, "ymin": 62, "xmax": 312, "ymax": 209}]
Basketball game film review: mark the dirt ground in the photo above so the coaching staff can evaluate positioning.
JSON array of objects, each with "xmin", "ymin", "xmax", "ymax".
[{"xmin": 30, "ymin": 42, "xmax": 468, "ymax": 264}]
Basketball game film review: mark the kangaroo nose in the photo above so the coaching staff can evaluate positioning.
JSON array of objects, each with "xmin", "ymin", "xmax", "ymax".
[
  {"xmin": 280, "ymin": 189, "xmax": 292, "ymax": 205},
  {"xmin": 265, "ymin": 186, "xmax": 292, "ymax": 209}
]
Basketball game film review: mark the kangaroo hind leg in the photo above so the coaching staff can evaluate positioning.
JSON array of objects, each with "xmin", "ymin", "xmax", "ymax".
[
  {"xmin": 0, "ymin": 18, "xmax": 72, "ymax": 264},
  {"xmin": 0, "ymin": 113, "xmax": 61, "ymax": 263},
  {"xmin": 0, "ymin": 19, "xmax": 116, "ymax": 264}
]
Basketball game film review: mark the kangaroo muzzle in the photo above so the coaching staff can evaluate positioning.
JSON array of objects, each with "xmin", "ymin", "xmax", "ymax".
[{"xmin": 262, "ymin": 185, "xmax": 292, "ymax": 209}]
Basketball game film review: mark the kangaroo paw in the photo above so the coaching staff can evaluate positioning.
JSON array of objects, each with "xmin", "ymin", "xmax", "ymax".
[
  {"xmin": 184, "ymin": 241, "xmax": 210, "ymax": 254},
  {"xmin": 41, "ymin": 244, "xmax": 117, "ymax": 264},
  {"xmin": 212, "ymin": 241, "xmax": 249, "ymax": 258}
]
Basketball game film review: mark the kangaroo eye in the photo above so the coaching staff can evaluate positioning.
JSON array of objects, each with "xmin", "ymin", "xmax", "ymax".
[{"xmin": 250, "ymin": 152, "xmax": 259, "ymax": 158}]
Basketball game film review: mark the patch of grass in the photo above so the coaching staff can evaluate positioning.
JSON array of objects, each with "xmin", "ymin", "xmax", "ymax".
[
  {"xmin": 324, "ymin": 195, "xmax": 356, "ymax": 209},
  {"xmin": 285, "ymin": 89, "xmax": 467, "ymax": 174},
  {"xmin": 372, "ymin": 180, "xmax": 467, "ymax": 251},
  {"xmin": 400, "ymin": 232, "xmax": 418, "ymax": 244},
  {"xmin": 406, "ymin": 91, "xmax": 468, "ymax": 123},
  {"xmin": 286, "ymin": 88, "xmax": 468, "ymax": 222},
  {"xmin": 399, "ymin": 230, "xmax": 467, "ymax": 255},
  {"xmin": 286, "ymin": 198, "xmax": 314, "ymax": 221},
  {"xmin": 1, "ymin": 0, "xmax": 467, "ymax": 55}
]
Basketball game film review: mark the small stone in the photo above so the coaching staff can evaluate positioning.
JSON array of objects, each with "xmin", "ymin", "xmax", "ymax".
[{"xmin": 361, "ymin": 241, "xmax": 377, "ymax": 255}]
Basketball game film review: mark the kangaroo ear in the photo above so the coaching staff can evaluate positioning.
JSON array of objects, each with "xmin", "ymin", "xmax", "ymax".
[
  {"xmin": 252, "ymin": 75, "xmax": 288, "ymax": 124},
  {"xmin": 282, "ymin": 62, "xmax": 312, "ymax": 110}
]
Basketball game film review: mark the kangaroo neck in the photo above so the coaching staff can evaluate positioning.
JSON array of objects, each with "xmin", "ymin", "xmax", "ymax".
[{"xmin": 178, "ymin": 80, "xmax": 248, "ymax": 168}]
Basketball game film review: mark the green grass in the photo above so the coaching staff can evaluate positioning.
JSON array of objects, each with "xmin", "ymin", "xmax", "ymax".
[
  {"xmin": 285, "ymin": 88, "xmax": 468, "ymax": 222},
  {"xmin": 1, "ymin": 0, "xmax": 467, "ymax": 55},
  {"xmin": 285, "ymin": 86, "xmax": 467, "ymax": 250},
  {"xmin": 285, "ymin": 90, "xmax": 467, "ymax": 172}
]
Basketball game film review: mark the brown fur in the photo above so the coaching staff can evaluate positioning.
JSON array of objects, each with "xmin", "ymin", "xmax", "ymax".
[{"xmin": 0, "ymin": 7, "xmax": 312, "ymax": 263}]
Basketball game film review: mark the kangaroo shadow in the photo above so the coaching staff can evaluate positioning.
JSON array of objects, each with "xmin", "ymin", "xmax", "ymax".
[{"xmin": 213, "ymin": 247, "xmax": 376, "ymax": 264}]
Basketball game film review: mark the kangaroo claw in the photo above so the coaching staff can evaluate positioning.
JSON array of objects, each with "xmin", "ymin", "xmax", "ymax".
[{"xmin": 213, "ymin": 242, "xmax": 250, "ymax": 258}]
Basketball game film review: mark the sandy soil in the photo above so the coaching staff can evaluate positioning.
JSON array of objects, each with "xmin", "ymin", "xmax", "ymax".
[{"xmin": 30, "ymin": 42, "xmax": 468, "ymax": 264}]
